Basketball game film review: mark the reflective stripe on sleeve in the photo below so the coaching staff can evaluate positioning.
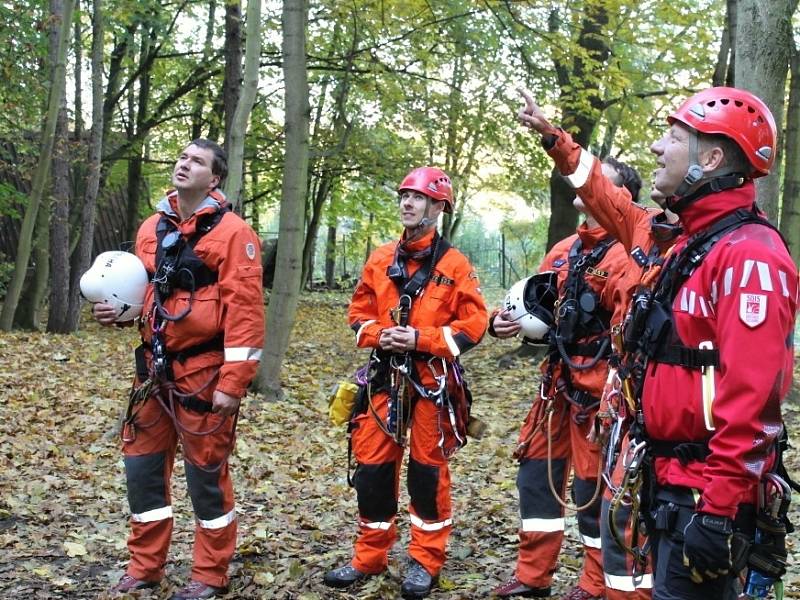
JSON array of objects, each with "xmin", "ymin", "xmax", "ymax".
[
  {"xmin": 565, "ymin": 148, "xmax": 595, "ymax": 188},
  {"xmin": 131, "ymin": 505, "xmax": 173, "ymax": 523},
  {"xmin": 579, "ymin": 533, "xmax": 602, "ymax": 549},
  {"xmin": 521, "ymin": 517, "xmax": 565, "ymax": 532},
  {"xmin": 442, "ymin": 326, "xmax": 460, "ymax": 357},
  {"xmin": 356, "ymin": 320, "xmax": 377, "ymax": 345},
  {"xmin": 604, "ymin": 573, "xmax": 653, "ymax": 591},
  {"xmin": 224, "ymin": 347, "xmax": 262, "ymax": 361},
  {"xmin": 197, "ymin": 508, "xmax": 236, "ymax": 530},
  {"xmin": 409, "ymin": 513, "xmax": 453, "ymax": 531}
]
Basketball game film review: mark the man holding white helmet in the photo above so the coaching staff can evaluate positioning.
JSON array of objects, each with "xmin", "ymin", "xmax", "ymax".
[
  {"xmin": 490, "ymin": 158, "xmax": 643, "ymax": 600},
  {"xmin": 91, "ymin": 139, "xmax": 264, "ymax": 600},
  {"xmin": 516, "ymin": 88, "xmax": 798, "ymax": 600}
]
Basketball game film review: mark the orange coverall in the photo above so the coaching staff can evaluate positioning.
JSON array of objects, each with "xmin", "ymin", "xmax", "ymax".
[{"xmin": 346, "ymin": 229, "xmax": 487, "ymax": 577}]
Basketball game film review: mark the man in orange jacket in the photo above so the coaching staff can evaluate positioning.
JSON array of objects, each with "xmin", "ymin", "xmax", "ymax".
[
  {"xmin": 92, "ymin": 139, "xmax": 264, "ymax": 600},
  {"xmin": 324, "ymin": 167, "xmax": 487, "ymax": 599},
  {"xmin": 490, "ymin": 158, "xmax": 644, "ymax": 600}
]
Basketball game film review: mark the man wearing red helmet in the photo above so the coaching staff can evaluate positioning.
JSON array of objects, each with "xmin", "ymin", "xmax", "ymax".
[
  {"xmin": 516, "ymin": 88, "xmax": 797, "ymax": 599},
  {"xmin": 324, "ymin": 167, "xmax": 487, "ymax": 599}
]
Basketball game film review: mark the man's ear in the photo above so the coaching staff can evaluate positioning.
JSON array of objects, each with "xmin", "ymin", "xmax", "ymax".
[
  {"xmin": 430, "ymin": 200, "xmax": 446, "ymax": 218},
  {"xmin": 209, "ymin": 174, "xmax": 221, "ymax": 191},
  {"xmin": 701, "ymin": 145, "xmax": 725, "ymax": 173}
]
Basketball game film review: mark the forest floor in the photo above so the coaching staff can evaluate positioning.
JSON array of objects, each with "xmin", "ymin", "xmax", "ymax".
[{"xmin": 0, "ymin": 291, "xmax": 798, "ymax": 599}]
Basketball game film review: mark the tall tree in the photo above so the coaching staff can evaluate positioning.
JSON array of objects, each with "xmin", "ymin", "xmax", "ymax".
[
  {"xmin": 223, "ymin": 0, "xmax": 242, "ymax": 154},
  {"xmin": 65, "ymin": 0, "xmax": 105, "ymax": 331},
  {"xmin": 734, "ymin": 0, "xmax": 798, "ymax": 220},
  {"xmin": 781, "ymin": 38, "xmax": 800, "ymax": 265},
  {"xmin": 223, "ymin": 0, "xmax": 261, "ymax": 210},
  {"xmin": 255, "ymin": 0, "xmax": 310, "ymax": 400},
  {"xmin": 1, "ymin": 0, "xmax": 75, "ymax": 330}
]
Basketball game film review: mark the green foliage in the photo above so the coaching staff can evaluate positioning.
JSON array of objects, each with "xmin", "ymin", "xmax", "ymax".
[
  {"xmin": 0, "ymin": 182, "xmax": 24, "ymax": 219},
  {"xmin": 0, "ymin": 251, "xmax": 13, "ymax": 300}
]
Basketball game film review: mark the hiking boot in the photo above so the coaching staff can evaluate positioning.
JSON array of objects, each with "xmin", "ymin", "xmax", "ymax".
[
  {"xmin": 323, "ymin": 564, "xmax": 367, "ymax": 588},
  {"xmin": 560, "ymin": 585, "xmax": 602, "ymax": 600},
  {"xmin": 401, "ymin": 559, "xmax": 438, "ymax": 599},
  {"xmin": 169, "ymin": 580, "xmax": 227, "ymax": 599},
  {"xmin": 492, "ymin": 576, "xmax": 551, "ymax": 597},
  {"xmin": 109, "ymin": 574, "xmax": 160, "ymax": 594}
]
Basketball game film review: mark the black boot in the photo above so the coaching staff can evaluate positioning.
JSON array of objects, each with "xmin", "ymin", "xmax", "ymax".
[
  {"xmin": 323, "ymin": 564, "xmax": 366, "ymax": 588},
  {"xmin": 401, "ymin": 559, "xmax": 437, "ymax": 599}
]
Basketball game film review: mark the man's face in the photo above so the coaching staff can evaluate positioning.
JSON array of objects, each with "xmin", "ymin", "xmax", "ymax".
[
  {"xmin": 649, "ymin": 122, "xmax": 692, "ymax": 205},
  {"xmin": 172, "ymin": 144, "xmax": 219, "ymax": 193},
  {"xmin": 398, "ymin": 190, "xmax": 442, "ymax": 228}
]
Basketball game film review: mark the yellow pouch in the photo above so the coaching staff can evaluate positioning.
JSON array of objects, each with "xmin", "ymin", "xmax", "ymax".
[{"xmin": 328, "ymin": 381, "xmax": 359, "ymax": 426}]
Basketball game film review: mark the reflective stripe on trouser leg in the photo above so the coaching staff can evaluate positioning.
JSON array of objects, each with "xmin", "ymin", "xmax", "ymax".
[
  {"xmin": 573, "ymin": 476, "xmax": 604, "ymax": 596},
  {"xmin": 123, "ymin": 394, "xmax": 178, "ymax": 582},
  {"xmin": 350, "ymin": 391, "xmax": 403, "ymax": 574},
  {"xmin": 407, "ymin": 397, "xmax": 452, "ymax": 576},
  {"xmin": 601, "ymin": 433, "xmax": 652, "ymax": 600},
  {"xmin": 516, "ymin": 457, "xmax": 568, "ymax": 588},
  {"xmin": 179, "ymin": 402, "xmax": 237, "ymax": 589}
]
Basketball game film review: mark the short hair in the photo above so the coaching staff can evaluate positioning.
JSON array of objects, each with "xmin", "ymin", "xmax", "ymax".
[
  {"xmin": 188, "ymin": 138, "xmax": 228, "ymax": 186},
  {"xmin": 698, "ymin": 133, "xmax": 751, "ymax": 176},
  {"xmin": 602, "ymin": 156, "xmax": 642, "ymax": 203}
]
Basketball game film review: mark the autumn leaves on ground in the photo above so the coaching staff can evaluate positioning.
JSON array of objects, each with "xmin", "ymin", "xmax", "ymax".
[{"xmin": 1, "ymin": 293, "xmax": 799, "ymax": 599}]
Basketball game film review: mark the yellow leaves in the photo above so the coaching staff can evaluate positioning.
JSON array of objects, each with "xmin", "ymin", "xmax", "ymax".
[
  {"xmin": 63, "ymin": 541, "xmax": 87, "ymax": 557},
  {"xmin": 253, "ymin": 571, "xmax": 275, "ymax": 585}
]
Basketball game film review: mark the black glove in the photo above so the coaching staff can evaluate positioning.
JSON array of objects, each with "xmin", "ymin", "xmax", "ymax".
[{"xmin": 682, "ymin": 511, "xmax": 733, "ymax": 583}]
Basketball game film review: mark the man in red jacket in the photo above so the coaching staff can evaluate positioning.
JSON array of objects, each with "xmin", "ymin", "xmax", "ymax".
[
  {"xmin": 93, "ymin": 139, "xmax": 264, "ymax": 600},
  {"xmin": 324, "ymin": 167, "xmax": 487, "ymax": 599},
  {"xmin": 517, "ymin": 88, "xmax": 797, "ymax": 600},
  {"xmin": 490, "ymin": 158, "xmax": 644, "ymax": 600}
]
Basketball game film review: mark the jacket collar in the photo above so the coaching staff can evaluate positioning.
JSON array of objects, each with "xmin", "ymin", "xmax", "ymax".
[{"xmin": 677, "ymin": 181, "xmax": 756, "ymax": 237}]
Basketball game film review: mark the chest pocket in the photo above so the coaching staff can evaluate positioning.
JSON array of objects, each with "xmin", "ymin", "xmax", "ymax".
[{"xmin": 422, "ymin": 284, "xmax": 453, "ymax": 316}]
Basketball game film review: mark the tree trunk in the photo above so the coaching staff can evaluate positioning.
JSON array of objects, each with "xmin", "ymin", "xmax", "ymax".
[
  {"xmin": 223, "ymin": 0, "xmax": 242, "ymax": 153},
  {"xmin": 255, "ymin": 0, "xmax": 309, "ymax": 401},
  {"xmin": 191, "ymin": 0, "xmax": 217, "ymax": 140},
  {"xmin": 73, "ymin": 3, "xmax": 83, "ymax": 140},
  {"xmin": 726, "ymin": 0, "xmax": 738, "ymax": 86},
  {"xmin": 781, "ymin": 38, "xmax": 800, "ymax": 265},
  {"xmin": 1, "ymin": 0, "xmax": 74, "ymax": 330},
  {"xmin": 46, "ymin": 103, "xmax": 72, "ymax": 331},
  {"xmin": 223, "ymin": 0, "xmax": 261, "ymax": 210},
  {"xmin": 545, "ymin": 2, "xmax": 611, "ymax": 250},
  {"xmin": 16, "ymin": 193, "xmax": 52, "ymax": 329},
  {"xmin": 325, "ymin": 224, "xmax": 336, "ymax": 287},
  {"xmin": 65, "ymin": 0, "xmax": 105, "ymax": 331},
  {"xmin": 734, "ymin": 0, "xmax": 797, "ymax": 220},
  {"xmin": 713, "ymin": 0, "xmax": 735, "ymax": 86}
]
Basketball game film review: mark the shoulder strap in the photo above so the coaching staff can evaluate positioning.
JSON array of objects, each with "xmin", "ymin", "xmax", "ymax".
[
  {"xmin": 654, "ymin": 207, "xmax": 778, "ymax": 304},
  {"xmin": 390, "ymin": 233, "xmax": 452, "ymax": 299}
]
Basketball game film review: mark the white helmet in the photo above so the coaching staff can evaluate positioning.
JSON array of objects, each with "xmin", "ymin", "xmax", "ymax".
[
  {"xmin": 503, "ymin": 271, "xmax": 558, "ymax": 344},
  {"xmin": 80, "ymin": 251, "xmax": 149, "ymax": 322}
]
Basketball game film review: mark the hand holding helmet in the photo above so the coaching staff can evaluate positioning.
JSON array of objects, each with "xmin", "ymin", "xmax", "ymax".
[
  {"xmin": 80, "ymin": 251, "xmax": 149, "ymax": 323},
  {"xmin": 501, "ymin": 271, "xmax": 558, "ymax": 344}
]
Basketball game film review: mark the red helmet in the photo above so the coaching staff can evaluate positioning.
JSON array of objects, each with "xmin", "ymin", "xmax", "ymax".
[
  {"xmin": 668, "ymin": 87, "xmax": 776, "ymax": 178},
  {"xmin": 398, "ymin": 167, "xmax": 454, "ymax": 213}
]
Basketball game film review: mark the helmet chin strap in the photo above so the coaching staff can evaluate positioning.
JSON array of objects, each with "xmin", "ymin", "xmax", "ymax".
[
  {"xmin": 672, "ymin": 130, "xmax": 704, "ymax": 200},
  {"xmin": 665, "ymin": 131, "xmax": 744, "ymax": 214}
]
